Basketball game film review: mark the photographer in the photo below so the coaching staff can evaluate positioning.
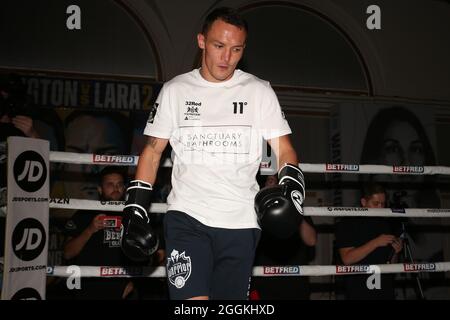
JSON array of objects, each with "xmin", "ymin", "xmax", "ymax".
[
  {"xmin": 0, "ymin": 73, "xmax": 38, "ymax": 138},
  {"xmin": 0, "ymin": 114, "xmax": 39, "ymax": 138},
  {"xmin": 63, "ymin": 166, "xmax": 140, "ymax": 299},
  {"xmin": 335, "ymin": 183, "xmax": 403, "ymax": 300},
  {"xmin": 1, "ymin": 72, "xmax": 39, "ymax": 170}
]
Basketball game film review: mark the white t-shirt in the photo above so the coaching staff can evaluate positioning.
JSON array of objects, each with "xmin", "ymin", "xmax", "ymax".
[{"xmin": 144, "ymin": 69, "xmax": 291, "ymax": 229}]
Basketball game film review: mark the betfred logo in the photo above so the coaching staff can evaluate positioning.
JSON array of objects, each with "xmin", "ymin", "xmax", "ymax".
[
  {"xmin": 100, "ymin": 267, "xmax": 127, "ymax": 276},
  {"xmin": 260, "ymin": 161, "xmax": 271, "ymax": 168},
  {"xmin": 326, "ymin": 164, "xmax": 359, "ymax": 172},
  {"xmin": 13, "ymin": 151, "xmax": 47, "ymax": 192},
  {"xmin": 393, "ymin": 166, "xmax": 424, "ymax": 173},
  {"xmin": 100, "ymin": 266, "xmax": 142, "ymax": 276},
  {"xmin": 336, "ymin": 265, "xmax": 371, "ymax": 274},
  {"xmin": 404, "ymin": 263, "xmax": 436, "ymax": 272},
  {"xmin": 93, "ymin": 154, "xmax": 136, "ymax": 164},
  {"xmin": 263, "ymin": 266, "xmax": 300, "ymax": 275}
]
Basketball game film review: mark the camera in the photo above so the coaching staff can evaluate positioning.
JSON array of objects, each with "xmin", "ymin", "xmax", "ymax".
[
  {"xmin": 391, "ymin": 190, "xmax": 409, "ymax": 209},
  {"xmin": 101, "ymin": 215, "xmax": 122, "ymax": 228}
]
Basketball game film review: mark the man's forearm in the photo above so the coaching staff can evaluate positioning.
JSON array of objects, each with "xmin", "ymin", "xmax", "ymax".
[
  {"xmin": 135, "ymin": 149, "xmax": 161, "ymax": 184},
  {"xmin": 300, "ymin": 220, "xmax": 317, "ymax": 246},
  {"xmin": 340, "ymin": 240, "xmax": 378, "ymax": 265},
  {"xmin": 135, "ymin": 137, "xmax": 166, "ymax": 184},
  {"xmin": 63, "ymin": 228, "xmax": 95, "ymax": 260},
  {"xmin": 278, "ymin": 150, "xmax": 298, "ymax": 169},
  {"xmin": 270, "ymin": 135, "xmax": 299, "ymax": 170}
]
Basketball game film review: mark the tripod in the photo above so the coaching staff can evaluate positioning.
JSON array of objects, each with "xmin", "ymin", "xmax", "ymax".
[{"xmin": 398, "ymin": 221, "xmax": 425, "ymax": 300}]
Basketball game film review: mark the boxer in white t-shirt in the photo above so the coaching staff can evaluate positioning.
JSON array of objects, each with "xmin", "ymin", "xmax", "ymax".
[{"xmin": 120, "ymin": 7, "xmax": 306, "ymax": 300}]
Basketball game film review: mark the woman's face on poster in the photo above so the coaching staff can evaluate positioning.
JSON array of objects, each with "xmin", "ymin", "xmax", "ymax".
[
  {"xmin": 376, "ymin": 120, "xmax": 427, "ymax": 207},
  {"xmin": 380, "ymin": 120, "xmax": 425, "ymax": 166}
]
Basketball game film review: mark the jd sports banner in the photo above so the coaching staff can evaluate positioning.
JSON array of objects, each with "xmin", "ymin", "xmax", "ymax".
[{"xmin": 1, "ymin": 137, "xmax": 49, "ymax": 300}]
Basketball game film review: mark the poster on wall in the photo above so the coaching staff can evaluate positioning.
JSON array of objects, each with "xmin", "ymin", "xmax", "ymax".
[{"xmin": 330, "ymin": 103, "xmax": 444, "ymax": 263}]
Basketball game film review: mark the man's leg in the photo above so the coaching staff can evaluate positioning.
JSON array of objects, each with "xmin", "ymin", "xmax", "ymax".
[
  {"xmin": 164, "ymin": 211, "xmax": 213, "ymax": 300},
  {"xmin": 210, "ymin": 228, "xmax": 261, "ymax": 300}
]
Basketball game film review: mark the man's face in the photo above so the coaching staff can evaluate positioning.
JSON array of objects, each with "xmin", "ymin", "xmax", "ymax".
[
  {"xmin": 361, "ymin": 192, "xmax": 386, "ymax": 208},
  {"xmin": 197, "ymin": 19, "xmax": 246, "ymax": 82},
  {"xmin": 64, "ymin": 115, "xmax": 127, "ymax": 199},
  {"xmin": 98, "ymin": 173, "xmax": 125, "ymax": 201}
]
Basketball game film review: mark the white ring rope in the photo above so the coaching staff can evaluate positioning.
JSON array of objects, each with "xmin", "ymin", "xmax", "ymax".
[
  {"xmin": 49, "ymin": 151, "xmax": 450, "ymax": 175},
  {"xmin": 46, "ymin": 262, "xmax": 450, "ymax": 278},
  {"xmin": 50, "ymin": 152, "xmax": 171, "ymax": 167},
  {"xmin": 44, "ymin": 199, "xmax": 450, "ymax": 218},
  {"xmin": 4, "ymin": 200, "xmax": 449, "ymax": 218},
  {"xmin": 3, "ymin": 203, "xmax": 447, "ymax": 219}
]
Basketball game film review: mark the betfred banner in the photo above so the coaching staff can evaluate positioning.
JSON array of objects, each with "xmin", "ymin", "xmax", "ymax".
[{"xmin": 1, "ymin": 137, "xmax": 49, "ymax": 300}]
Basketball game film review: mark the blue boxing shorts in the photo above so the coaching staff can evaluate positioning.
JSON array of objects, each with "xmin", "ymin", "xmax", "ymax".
[{"xmin": 164, "ymin": 210, "xmax": 260, "ymax": 300}]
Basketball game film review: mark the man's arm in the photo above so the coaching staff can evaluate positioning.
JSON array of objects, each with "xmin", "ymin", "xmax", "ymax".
[
  {"xmin": 63, "ymin": 214, "xmax": 105, "ymax": 260},
  {"xmin": 11, "ymin": 116, "xmax": 39, "ymax": 138},
  {"xmin": 268, "ymin": 134, "xmax": 298, "ymax": 169},
  {"xmin": 339, "ymin": 234, "xmax": 398, "ymax": 265},
  {"xmin": 254, "ymin": 134, "xmax": 305, "ymax": 239},
  {"xmin": 135, "ymin": 136, "xmax": 169, "ymax": 183},
  {"xmin": 300, "ymin": 219, "xmax": 317, "ymax": 247},
  {"xmin": 120, "ymin": 135, "xmax": 169, "ymax": 261}
]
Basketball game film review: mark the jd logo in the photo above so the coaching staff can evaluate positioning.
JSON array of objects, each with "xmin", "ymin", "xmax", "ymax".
[
  {"xmin": 12, "ymin": 218, "xmax": 46, "ymax": 261},
  {"xmin": 13, "ymin": 151, "xmax": 47, "ymax": 192},
  {"xmin": 11, "ymin": 287, "xmax": 42, "ymax": 300}
]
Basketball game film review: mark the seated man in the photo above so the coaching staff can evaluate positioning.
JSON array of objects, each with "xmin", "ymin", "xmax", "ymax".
[{"xmin": 63, "ymin": 166, "xmax": 138, "ymax": 299}]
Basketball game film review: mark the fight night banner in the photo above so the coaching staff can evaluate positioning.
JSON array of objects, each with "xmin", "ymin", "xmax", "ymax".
[
  {"xmin": 1, "ymin": 137, "xmax": 49, "ymax": 300},
  {"xmin": 19, "ymin": 73, "xmax": 162, "ymax": 111}
]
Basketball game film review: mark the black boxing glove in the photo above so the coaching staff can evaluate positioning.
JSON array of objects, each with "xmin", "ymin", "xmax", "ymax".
[
  {"xmin": 278, "ymin": 163, "xmax": 305, "ymax": 215},
  {"xmin": 121, "ymin": 180, "xmax": 159, "ymax": 261},
  {"xmin": 254, "ymin": 164, "xmax": 305, "ymax": 239}
]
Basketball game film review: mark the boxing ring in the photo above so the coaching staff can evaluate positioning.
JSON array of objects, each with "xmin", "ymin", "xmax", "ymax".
[
  {"xmin": 46, "ymin": 151, "xmax": 450, "ymax": 279},
  {"xmin": 3, "ymin": 145, "xmax": 450, "ymax": 299}
]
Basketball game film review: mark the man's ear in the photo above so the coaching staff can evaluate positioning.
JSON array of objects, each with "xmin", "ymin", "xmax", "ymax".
[
  {"xmin": 97, "ymin": 186, "xmax": 102, "ymax": 196},
  {"xmin": 361, "ymin": 198, "xmax": 367, "ymax": 208},
  {"xmin": 197, "ymin": 33, "xmax": 205, "ymax": 49}
]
